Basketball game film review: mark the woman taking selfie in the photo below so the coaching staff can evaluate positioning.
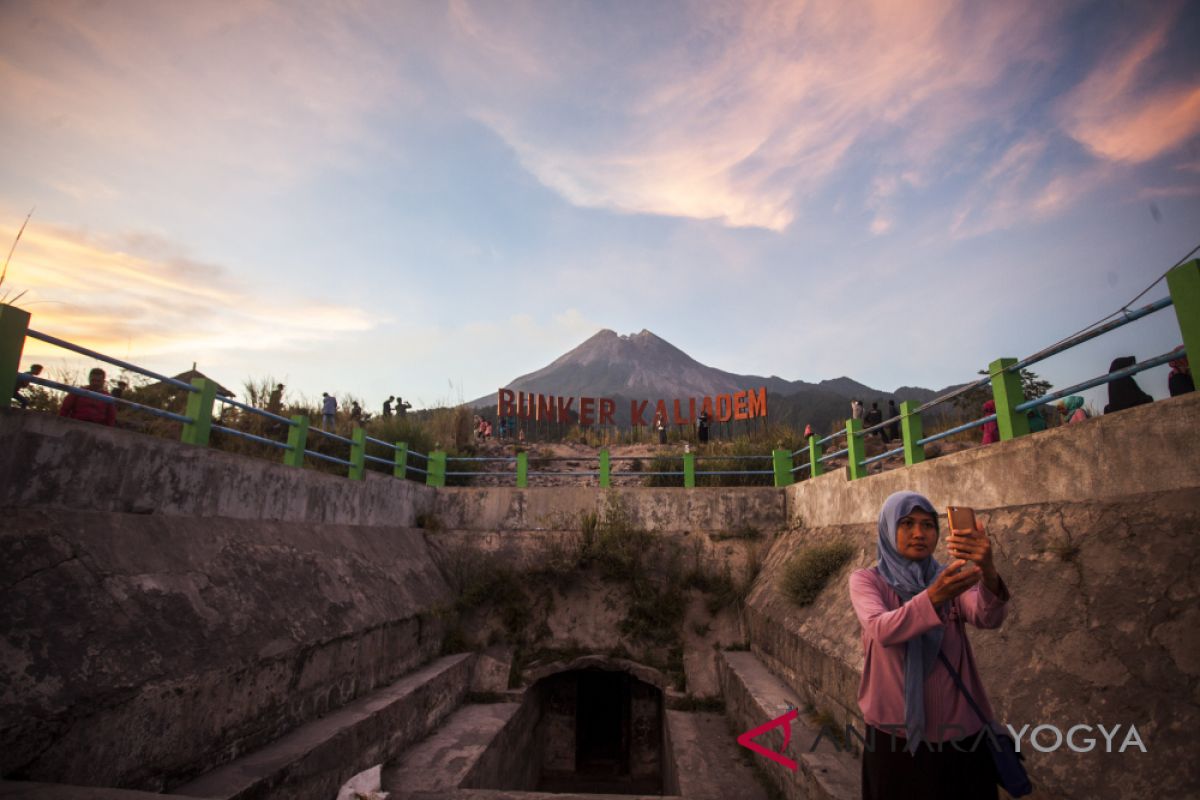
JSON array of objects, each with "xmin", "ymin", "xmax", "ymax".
[{"xmin": 849, "ymin": 491, "xmax": 1011, "ymax": 800}]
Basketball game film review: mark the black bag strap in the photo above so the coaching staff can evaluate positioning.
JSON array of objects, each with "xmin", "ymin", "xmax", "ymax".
[{"xmin": 937, "ymin": 650, "xmax": 993, "ymax": 729}]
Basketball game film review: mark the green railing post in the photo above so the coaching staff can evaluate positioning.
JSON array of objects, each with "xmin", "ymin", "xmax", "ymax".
[
  {"xmin": 988, "ymin": 357, "xmax": 1030, "ymax": 441},
  {"xmin": 846, "ymin": 419, "xmax": 866, "ymax": 480},
  {"xmin": 516, "ymin": 451, "xmax": 528, "ymax": 488},
  {"xmin": 428, "ymin": 450, "xmax": 446, "ymax": 487},
  {"xmin": 349, "ymin": 426, "xmax": 366, "ymax": 480},
  {"xmin": 599, "ymin": 448, "xmax": 611, "ymax": 488},
  {"xmin": 394, "ymin": 442, "xmax": 408, "ymax": 479},
  {"xmin": 284, "ymin": 415, "xmax": 309, "ymax": 467},
  {"xmin": 1166, "ymin": 259, "xmax": 1200, "ymax": 363},
  {"xmin": 772, "ymin": 449, "xmax": 794, "ymax": 487},
  {"xmin": 181, "ymin": 377, "xmax": 217, "ymax": 446},
  {"xmin": 0, "ymin": 304, "xmax": 31, "ymax": 404},
  {"xmin": 683, "ymin": 452, "xmax": 696, "ymax": 488},
  {"xmin": 899, "ymin": 401, "xmax": 925, "ymax": 466},
  {"xmin": 807, "ymin": 434, "xmax": 823, "ymax": 478}
]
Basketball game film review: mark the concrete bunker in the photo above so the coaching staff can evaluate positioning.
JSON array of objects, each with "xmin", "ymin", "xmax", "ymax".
[{"xmin": 466, "ymin": 657, "xmax": 679, "ymax": 796}]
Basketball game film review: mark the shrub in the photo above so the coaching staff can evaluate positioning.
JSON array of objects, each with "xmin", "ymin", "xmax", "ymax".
[{"xmin": 782, "ymin": 541, "xmax": 856, "ymax": 607}]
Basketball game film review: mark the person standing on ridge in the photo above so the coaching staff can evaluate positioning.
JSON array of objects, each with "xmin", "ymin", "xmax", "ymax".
[
  {"xmin": 866, "ymin": 402, "xmax": 884, "ymax": 442},
  {"xmin": 382, "ymin": 396, "xmax": 394, "ymax": 417},
  {"xmin": 13, "ymin": 363, "xmax": 42, "ymax": 408},
  {"xmin": 59, "ymin": 368, "xmax": 116, "ymax": 427},
  {"xmin": 350, "ymin": 400, "xmax": 362, "ymax": 422},
  {"xmin": 852, "ymin": 398, "xmax": 864, "ymax": 422},
  {"xmin": 698, "ymin": 408, "xmax": 710, "ymax": 443},
  {"xmin": 321, "ymin": 392, "xmax": 337, "ymax": 429},
  {"xmin": 887, "ymin": 399, "xmax": 901, "ymax": 442},
  {"xmin": 397, "ymin": 397, "xmax": 411, "ymax": 417},
  {"xmin": 267, "ymin": 384, "xmax": 284, "ymax": 415}
]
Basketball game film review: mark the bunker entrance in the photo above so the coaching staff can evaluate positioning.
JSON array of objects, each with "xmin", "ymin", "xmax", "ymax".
[{"xmin": 534, "ymin": 667, "xmax": 669, "ymax": 795}]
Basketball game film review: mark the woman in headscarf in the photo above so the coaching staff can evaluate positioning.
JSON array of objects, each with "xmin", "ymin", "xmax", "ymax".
[
  {"xmin": 849, "ymin": 491, "xmax": 1011, "ymax": 800},
  {"xmin": 1103, "ymin": 356, "xmax": 1152, "ymax": 414},
  {"xmin": 980, "ymin": 400, "xmax": 999, "ymax": 444},
  {"xmin": 1059, "ymin": 396, "xmax": 1089, "ymax": 424}
]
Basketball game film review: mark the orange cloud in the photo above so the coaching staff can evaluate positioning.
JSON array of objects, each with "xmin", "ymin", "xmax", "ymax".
[
  {"xmin": 1059, "ymin": 6, "xmax": 1200, "ymax": 163},
  {"xmin": 3, "ymin": 221, "xmax": 373, "ymax": 366}
]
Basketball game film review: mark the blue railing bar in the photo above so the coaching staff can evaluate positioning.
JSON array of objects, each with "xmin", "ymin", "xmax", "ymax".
[
  {"xmin": 860, "ymin": 445, "xmax": 906, "ymax": 467},
  {"xmin": 407, "ymin": 465, "xmax": 429, "ymax": 475},
  {"xmin": 818, "ymin": 446, "xmax": 849, "ymax": 463},
  {"xmin": 26, "ymin": 374, "xmax": 196, "ymax": 424},
  {"xmin": 790, "ymin": 462, "xmax": 811, "ymax": 473},
  {"xmin": 447, "ymin": 456, "xmax": 516, "ymax": 462},
  {"xmin": 363, "ymin": 435, "xmax": 399, "ymax": 450},
  {"xmin": 913, "ymin": 375, "xmax": 992, "ymax": 415},
  {"xmin": 25, "ymin": 329, "xmax": 198, "ymax": 392},
  {"xmin": 695, "ymin": 470, "xmax": 774, "ymax": 476},
  {"xmin": 303, "ymin": 449, "xmax": 353, "ymax": 467},
  {"xmin": 210, "ymin": 424, "xmax": 289, "ymax": 451},
  {"xmin": 364, "ymin": 454, "xmax": 394, "ymax": 466},
  {"xmin": 1014, "ymin": 349, "xmax": 1182, "ymax": 413},
  {"xmin": 308, "ymin": 427, "xmax": 354, "ymax": 446},
  {"xmin": 407, "ymin": 450, "xmax": 430, "ymax": 461},
  {"xmin": 445, "ymin": 471, "xmax": 483, "ymax": 476},
  {"xmin": 531, "ymin": 471, "xmax": 599, "ymax": 476},
  {"xmin": 696, "ymin": 454, "xmax": 773, "ymax": 461},
  {"xmin": 214, "ymin": 395, "xmax": 295, "ymax": 426},
  {"xmin": 816, "ymin": 432, "xmax": 840, "ymax": 446},
  {"xmin": 611, "ymin": 471, "xmax": 684, "ymax": 477},
  {"xmin": 917, "ymin": 415, "xmax": 994, "ymax": 446},
  {"xmin": 1006, "ymin": 296, "xmax": 1173, "ymax": 375}
]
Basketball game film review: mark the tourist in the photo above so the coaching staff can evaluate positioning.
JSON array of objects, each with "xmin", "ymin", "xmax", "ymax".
[
  {"xmin": 849, "ymin": 491, "xmax": 1011, "ymax": 799},
  {"xmin": 698, "ymin": 409, "xmax": 710, "ymax": 443},
  {"xmin": 1168, "ymin": 355, "xmax": 1193, "ymax": 397},
  {"xmin": 396, "ymin": 396, "xmax": 411, "ymax": 416},
  {"xmin": 866, "ymin": 402, "xmax": 884, "ymax": 442},
  {"xmin": 350, "ymin": 400, "xmax": 362, "ymax": 422},
  {"xmin": 111, "ymin": 380, "xmax": 129, "ymax": 400},
  {"xmin": 267, "ymin": 384, "xmax": 284, "ymax": 415},
  {"xmin": 852, "ymin": 398, "xmax": 864, "ymax": 421},
  {"xmin": 12, "ymin": 363, "xmax": 42, "ymax": 409},
  {"xmin": 980, "ymin": 400, "xmax": 999, "ymax": 444},
  {"xmin": 654, "ymin": 410, "xmax": 666, "ymax": 445},
  {"xmin": 59, "ymin": 368, "xmax": 116, "ymax": 427},
  {"xmin": 1103, "ymin": 356, "xmax": 1152, "ymax": 414},
  {"xmin": 321, "ymin": 392, "xmax": 337, "ymax": 429},
  {"xmin": 887, "ymin": 399, "xmax": 901, "ymax": 442},
  {"xmin": 1026, "ymin": 406, "xmax": 1046, "ymax": 432},
  {"xmin": 1059, "ymin": 396, "xmax": 1088, "ymax": 424},
  {"xmin": 382, "ymin": 396, "xmax": 394, "ymax": 417},
  {"xmin": 803, "ymin": 423, "xmax": 814, "ymax": 439}
]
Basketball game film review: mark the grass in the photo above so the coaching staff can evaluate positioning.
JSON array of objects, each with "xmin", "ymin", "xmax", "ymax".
[{"xmin": 782, "ymin": 541, "xmax": 856, "ymax": 607}]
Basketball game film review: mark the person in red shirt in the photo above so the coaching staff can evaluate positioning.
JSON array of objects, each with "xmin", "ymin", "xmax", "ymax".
[{"xmin": 59, "ymin": 367, "xmax": 116, "ymax": 426}]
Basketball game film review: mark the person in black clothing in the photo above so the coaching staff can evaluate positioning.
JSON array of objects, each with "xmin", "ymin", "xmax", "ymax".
[
  {"xmin": 397, "ymin": 396, "xmax": 412, "ymax": 416},
  {"xmin": 13, "ymin": 363, "xmax": 43, "ymax": 408},
  {"xmin": 1103, "ymin": 356, "xmax": 1153, "ymax": 414},
  {"xmin": 698, "ymin": 409, "xmax": 710, "ymax": 443},
  {"xmin": 865, "ymin": 402, "xmax": 884, "ymax": 441}
]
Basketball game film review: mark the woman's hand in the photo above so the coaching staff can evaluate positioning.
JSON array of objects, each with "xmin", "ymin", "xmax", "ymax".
[
  {"xmin": 926, "ymin": 559, "xmax": 981, "ymax": 606},
  {"xmin": 947, "ymin": 519, "xmax": 1002, "ymax": 596}
]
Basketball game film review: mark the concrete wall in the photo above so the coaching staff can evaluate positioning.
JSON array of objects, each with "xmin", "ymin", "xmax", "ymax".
[
  {"xmin": 0, "ymin": 411, "xmax": 453, "ymax": 792},
  {"xmin": 0, "ymin": 409, "xmax": 433, "ymax": 526},
  {"xmin": 750, "ymin": 391, "xmax": 1200, "ymax": 800}
]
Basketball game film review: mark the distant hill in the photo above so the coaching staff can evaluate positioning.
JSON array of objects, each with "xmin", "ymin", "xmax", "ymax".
[{"xmin": 471, "ymin": 328, "xmax": 955, "ymax": 433}]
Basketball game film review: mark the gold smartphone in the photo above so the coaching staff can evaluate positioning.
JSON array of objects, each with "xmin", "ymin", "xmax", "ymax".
[{"xmin": 946, "ymin": 506, "xmax": 977, "ymax": 533}]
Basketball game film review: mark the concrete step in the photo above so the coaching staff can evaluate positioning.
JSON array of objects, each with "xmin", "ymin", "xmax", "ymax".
[
  {"xmin": 170, "ymin": 653, "xmax": 473, "ymax": 800},
  {"xmin": 381, "ymin": 703, "xmax": 523, "ymax": 797},
  {"xmin": 717, "ymin": 651, "xmax": 858, "ymax": 800},
  {"xmin": 666, "ymin": 710, "xmax": 770, "ymax": 800}
]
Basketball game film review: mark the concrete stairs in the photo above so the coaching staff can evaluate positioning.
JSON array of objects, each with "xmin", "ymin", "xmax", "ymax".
[{"xmin": 717, "ymin": 650, "xmax": 858, "ymax": 800}]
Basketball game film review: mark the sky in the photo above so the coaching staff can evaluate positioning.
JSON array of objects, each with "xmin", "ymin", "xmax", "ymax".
[{"xmin": 2, "ymin": 0, "xmax": 1198, "ymax": 414}]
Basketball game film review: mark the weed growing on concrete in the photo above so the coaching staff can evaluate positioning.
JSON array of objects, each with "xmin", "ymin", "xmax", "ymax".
[{"xmin": 782, "ymin": 541, "xmax": 856, "ymax": 607}]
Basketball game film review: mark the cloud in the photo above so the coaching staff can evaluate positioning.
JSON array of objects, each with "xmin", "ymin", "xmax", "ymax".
[
  {"xmin": 4, "ymin": 221, "xmax": 374, "ymax": 364},
  {"xmin": 440, "ymin": 0, "xmax": 1064, "ymax": 231},
  {"xmin": 1058, "ymin": 5, "xmax": 1200, "ymax": 164}
]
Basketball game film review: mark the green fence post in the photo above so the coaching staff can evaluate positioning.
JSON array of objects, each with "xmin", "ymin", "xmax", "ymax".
[
  {"xmin": 899, "ymin": 401, "xmax": 925, "ymax": 466},
  {"xmin": 1166, "ymin": 259, "xmax": 1200, "ymax": 362},
  {"xmin": 683, "ymin": 452, "xmax": 696, "ymax": 488},
  {"xmin": 394, "ymin": 442, "xmax": 408, "ymax": 479},
  {"xmin": 772, "ymin": 449, "xmax": 794, "ymax": 487},
  {"xmin": 349, "ymin": 426, "xmax": 366, "ymax": 480},
  {"xmin": 180, "ymin": 377, "xmax": 217, "ymax": 446},
  {"xmin": 988, "ymin": 357, "xmax": 1030, "ymax": 441},
  {"xmin": 807, "ymin": 434, "xmax": 823, "ymax": 478},
  {"xmin": 845, "ymin": 419, "xmax": 867, "ymax": 480},
  {"xmin": 0, "ymin": 304, "xmax": 31, "ymax": 404},
  {"xmin": 516, "ymin": 451, "xmax": 528, "ymax": 488},
  {"xmin": 284, "ymin": 415, "xmax": 309, "ymax": 467},
  {"xmin": 427, "ymin": 450, "xmax": 446, "ymax": 487},
  {"xmin": 599, "ymin": 448, "xmax": 611, "ymax": 488}
]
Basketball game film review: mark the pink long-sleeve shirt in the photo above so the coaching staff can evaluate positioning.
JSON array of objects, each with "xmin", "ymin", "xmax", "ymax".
[{"xmin": 849, "ymin": 567, "xmax": 1009, "ymax": 743}]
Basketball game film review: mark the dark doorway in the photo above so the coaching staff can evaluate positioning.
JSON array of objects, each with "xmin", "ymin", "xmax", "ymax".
[{"xmin": 576, "ymin": 669, "xmax": 631, "ymax": 777}]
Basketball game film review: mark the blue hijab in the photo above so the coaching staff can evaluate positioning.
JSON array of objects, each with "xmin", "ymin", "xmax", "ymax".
[{"xmin": 876, "ymin": 491, "xmax": 946, "ymax": 752}]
